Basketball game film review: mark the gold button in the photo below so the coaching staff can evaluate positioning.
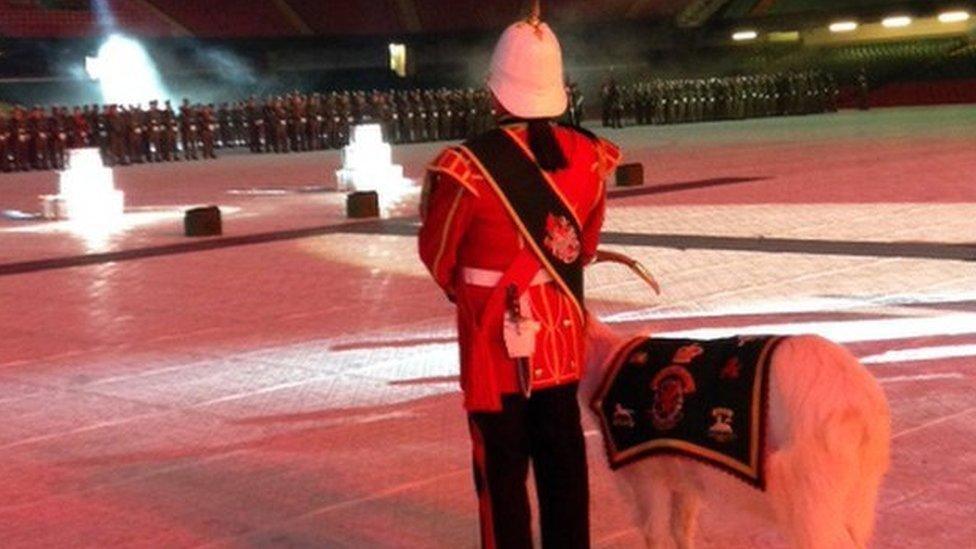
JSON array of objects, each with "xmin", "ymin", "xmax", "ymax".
[
  {"xmin": 562, "ymin": 319, "xmax": 572, "ymax": 328},
  {"xmin": 535, "ymin": 369, "xmax": 543, "ymax": 376}
]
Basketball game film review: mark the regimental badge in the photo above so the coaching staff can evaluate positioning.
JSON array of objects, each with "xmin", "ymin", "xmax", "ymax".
[
  {"xmin": 649, "ymin": 365, "xmax": 696, "ymax": 431},
  {"xmin": 629, "ymin": 351, "xmax": 649, "ymax": 366},
  {"xmin": 720, "ymin": 357, "xmax": 741, "ymax": 380},
  {"xmin": 708, "ymin": 407, "xmax": 736, "ymax": 443},
  {"xmin": 672, "ymin": 344, "xmax": 704, "ymax": 365},
  {"xmin": 612, "ymin": 404, "xmax": 636, "ymax": 429},
  {"xmin": 543, "ymin": 213, "xmax": 581, "ymax": 264}
]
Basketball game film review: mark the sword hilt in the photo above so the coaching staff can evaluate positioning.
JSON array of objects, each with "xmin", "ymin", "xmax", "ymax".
[{"xmin": 506, "ymin": 284, "xmax": 520, "ymax": 319}]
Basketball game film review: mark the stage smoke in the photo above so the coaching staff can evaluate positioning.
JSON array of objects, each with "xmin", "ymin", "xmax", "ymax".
[{"xmin": 200, "ymin": 48, "xmax": 259, "ymax": 86}]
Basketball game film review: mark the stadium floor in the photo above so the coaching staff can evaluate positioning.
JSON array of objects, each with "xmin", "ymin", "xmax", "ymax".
[{"xmin": 0, "ymin": 105, "xmax": 974, "ymax": 548}]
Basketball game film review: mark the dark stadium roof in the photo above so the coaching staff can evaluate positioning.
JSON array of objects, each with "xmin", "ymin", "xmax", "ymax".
[
  {"xmin": 0, "ymin": 0, "xmax": 695, "ymax": 39},
  {"xmin": 721, "ymin": 0, "xmax": 969, "ymax": 20}
]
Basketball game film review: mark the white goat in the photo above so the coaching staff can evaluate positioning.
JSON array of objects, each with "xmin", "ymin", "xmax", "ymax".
[{"xmin": 580, "ymin": 317, "xmax": 891, "ymax": 549}]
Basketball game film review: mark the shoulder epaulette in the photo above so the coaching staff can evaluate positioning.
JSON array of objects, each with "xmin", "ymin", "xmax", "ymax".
[{"xmin": 426, "ymin": 147, "xmax": 480, "ymax": 197}]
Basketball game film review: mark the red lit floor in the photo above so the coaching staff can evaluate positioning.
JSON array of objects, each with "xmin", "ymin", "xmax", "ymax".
[{"xmin": 0, "ymin": 105, "xmax": 974, "ymax": 548}]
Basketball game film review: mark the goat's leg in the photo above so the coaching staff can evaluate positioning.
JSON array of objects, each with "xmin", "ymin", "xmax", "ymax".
[
  {"xmin": 669, "ymin": 490, "xmax": 701, "ymax": 549},
  {"xmin": 779, "ymin": 501, "xmax": 860, "ymax": 549},
  {"xmin": 767, "ymin": 451, "xmax": 860, "ymax": 549},
  {"xmin": 619, "ymin": 469, "xmax": 676, "ymax": 549}
]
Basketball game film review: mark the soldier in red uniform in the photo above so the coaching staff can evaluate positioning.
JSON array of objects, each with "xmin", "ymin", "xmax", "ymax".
[
  {"xmin": 71, "ymin": 106, "xmax": 91, "ymax": 148},
  {"xmin": 49, "ymin": 106, "xmax": 68, "ymax": 170},
  {"xmin": 245, "ymin": 96, "xmax": 265, "ymax": 153},
  {"xmin": 217, "ymin": 102, "xmax": 233, "ymax": 149},
  {"xmin": 271, "ymin": 97, "xmax": 289, "ymax": 153},
  {"xmin": 200, "ymin": 104, "xmax": 218, "ymax": 160},
  {"xmin": 125, "ymin": 105, "xmax": 145, "ymax": 164},
  {"xmin": 12, "ymin": 106, "xmax": 31, "ymax": 171},
  {"xmin": 289, "ymin": 92, "xmax": 307, "ymax": 152},
  {"xmin": 105, "ymin": 104, "xmax": 126, "ymax": 166},
  {"xmin": 307, "ymin": 93, "xmax": 323, "ymax": 150},
  {"xmin": 0, "ymin": 114, "xmax": 11, "ymax": 172},
  {"xmin": 418, "ymin": 7, "xmax": 620, "ymax": 548},
  {"xmin": 232, "ymin": 101, "xmax": 247, "ymax": 148},
  {"xmin": 28, "ymin": 105, "xmax": 50, "ymax": 170},
  {"xmin": 146, "ymin": 101, "xmax": 163, "ymax": 162},
  {"xmin": 180, "ymin": 99, "xmax": 199, "ymax": 161}
]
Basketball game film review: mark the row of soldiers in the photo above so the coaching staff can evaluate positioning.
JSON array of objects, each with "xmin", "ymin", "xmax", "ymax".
[
  {"xmin": 2, "ymin": 71, "xmax": 836, "ymax": 172},
  {"xmin": 0, "ymin": 87, "xmax": 513, "ymax": 171},
  {"xmin": 601, "ymin": 70, "xmax": 839, "ymax": 128},
  {"xmin": 235, "ymin": 89, "xmax": 501, "ymax": 154},
  {"xmin": 0, "ymin": 100, "xmax": 219, "ymax": 171},
  {"xmin": 0, "ymin": 105, "xmax": 73, "ymax": 172}
]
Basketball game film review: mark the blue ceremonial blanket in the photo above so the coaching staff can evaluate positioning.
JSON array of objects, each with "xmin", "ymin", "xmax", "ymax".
[{"xmin": 591, "ymin": 335, "xmax": 784, "ymax": 490}]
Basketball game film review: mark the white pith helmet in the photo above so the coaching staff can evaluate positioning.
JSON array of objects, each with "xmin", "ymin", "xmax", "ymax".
[{"xmin": 487, "ymin": 3, "xmax": 567, "ymax": 119}]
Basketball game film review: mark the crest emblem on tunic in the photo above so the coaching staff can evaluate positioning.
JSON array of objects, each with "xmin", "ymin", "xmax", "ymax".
[
  {"xmin": 649, "ymin": 365, "xmax": 696, "ymax": 431},
  {"xmin": 543, "ymin": 213, "xmax": 581, "ymax": 264}
]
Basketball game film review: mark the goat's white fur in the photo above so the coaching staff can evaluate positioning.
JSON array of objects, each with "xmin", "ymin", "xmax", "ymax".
[{"xmin": 581, "ymin": 318, "xmax": 891, "ymax": 549}]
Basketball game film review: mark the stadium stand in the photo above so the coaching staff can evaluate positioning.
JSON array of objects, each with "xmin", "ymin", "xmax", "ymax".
[
  {"xmin": 0, "ymin": 1, "xmax": 971, "ymax": 119},
  {"xmin": 143, "ymin": 1, "xmax": 295, "ymax": 38},
  {"xmin": 0, "ymin": 0, "xmax": 174, "ymax": 38},
  {"xmin": 721, "ymin": 0, "xmax": 927, "ymax": 18},
  {"xmin": 0, "ymin": 0, "xmax": 696, "ymax": 38},
  {"xmin": 867, "ymin": 78, "xmax": 976, "ymax": 107},
  {"xmin": 285, "ymin": 0, "xmax": 402, "ymax": 36},
  {"xmin": 746, "ymin": 38, "xmax": 970, "ymax": 79},
  {"xmin": 763, "ymin": 0, "xmax": 914, "ymax": 16}
]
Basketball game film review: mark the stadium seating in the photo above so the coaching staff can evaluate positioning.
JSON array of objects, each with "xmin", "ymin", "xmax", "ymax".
[
  {"xmin": 286, "ymin": 0, "xmax": 401, "ymax": 36},
  {"xmin": 737, "ymin": 37, "xmax": 972, "ymax": 83},
  {"xmin": 764, "ymin": 0, "xmax": 897, "ymax": 16},
  {"xmin": 845, "ymin": 78, "xmax": 976, "ymax": 108},
  {"xmin": 0, "ymin": 0, "xmax": 173, "ymax": 37},
  {"xmin": 143, "ymin": 1, "xmax": 294, "ymax": 37},
  {"xmin": 0, "ymin": 0, "xmax": 695, "ymax": 39}
]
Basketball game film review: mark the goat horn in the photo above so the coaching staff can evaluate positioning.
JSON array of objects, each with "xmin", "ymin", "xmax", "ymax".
[{"xmin": 592, "ymin": 249, "xmax": 662, "ymax": 295}]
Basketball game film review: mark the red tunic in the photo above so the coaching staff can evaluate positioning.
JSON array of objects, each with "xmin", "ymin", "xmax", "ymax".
[{"xmin": 418, "ymin": 124, "xmax": 621, "ymax": 412}]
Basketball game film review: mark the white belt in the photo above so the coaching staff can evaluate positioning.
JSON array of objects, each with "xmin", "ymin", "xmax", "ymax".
[{"xmin": 462, "ymin": 267, "xmax": 552, "ymax": 288}]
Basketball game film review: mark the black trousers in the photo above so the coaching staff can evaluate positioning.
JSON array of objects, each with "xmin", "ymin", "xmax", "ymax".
[{"xmin": 468, "ymin": 383, "xmax": 589, "ymax": 549}]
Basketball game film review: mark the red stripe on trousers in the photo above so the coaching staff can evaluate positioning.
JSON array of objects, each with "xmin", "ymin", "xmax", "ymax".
[{"xmin": 469, "ymin": 420, "xmax": 496, "ymax": 549}]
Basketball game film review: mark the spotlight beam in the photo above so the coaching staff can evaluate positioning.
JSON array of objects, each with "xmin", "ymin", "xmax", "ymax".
[{"xmin": 90, "ymin": 34, "xmax": 170, "ymax": 106}]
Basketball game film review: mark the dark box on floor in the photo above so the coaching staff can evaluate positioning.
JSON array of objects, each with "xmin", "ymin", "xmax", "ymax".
[
  {"xmin": 347, "ymin": 191, "xmax": 380, "ymax": 218},
  {"xmin": 616, "ymin": 163, "xmax": 644, "ymax": 187},
  {"xmin": 184, "ymin": 206, "xmax": 222, "ymax": 237}
]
